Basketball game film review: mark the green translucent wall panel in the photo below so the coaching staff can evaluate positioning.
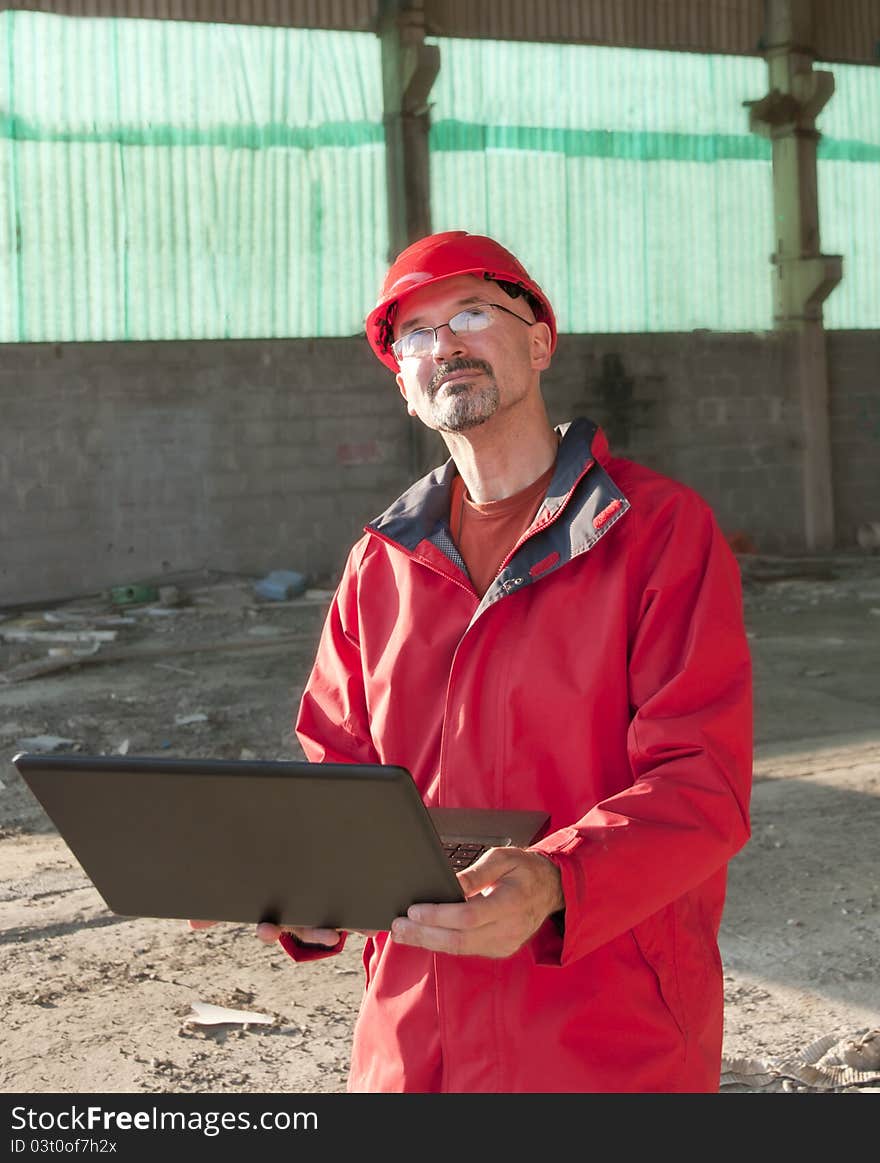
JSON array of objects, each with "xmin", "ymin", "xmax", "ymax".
[
  {"xmin": 429, "ymin": 39, "xmax": 879, "ymax": 332},
  {"xmin": 0, "ymin": 13, "xmax": 388, "ymax": 341},
  {"xmin": 2, "ymin": 17, "xmax": 876, "ymax": 343},
  {"xmin": 428, "ymin": 39, "xmax": 774, "ymax": 333},
  {"xmin": 817, "ymin": 64, "xmax": 880, "ymax": 329}
]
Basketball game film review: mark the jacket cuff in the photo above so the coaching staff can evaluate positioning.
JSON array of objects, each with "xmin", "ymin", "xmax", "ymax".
[
  {"xmin": 278, "ymin": 930, "xmax": 347, "ymax": 962},
  {"xmin": 529, "ymin": 832, "xmax": 586, "ymax": 967}
]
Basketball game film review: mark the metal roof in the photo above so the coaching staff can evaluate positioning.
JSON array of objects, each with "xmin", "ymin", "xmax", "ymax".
[{"xmin": 3, "ymin": 1, "xmax": 879, "ymax": 65}]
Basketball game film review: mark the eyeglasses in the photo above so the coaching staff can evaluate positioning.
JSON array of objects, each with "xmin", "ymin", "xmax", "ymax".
[{"xmin": 391, "ymin": 302, "xmax": 532, "ymax": 361}]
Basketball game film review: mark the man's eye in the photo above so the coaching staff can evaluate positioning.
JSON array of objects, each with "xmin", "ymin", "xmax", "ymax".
[{"xmin": 456, "ymin": 308, "xmax": 490, "ymax": 329}]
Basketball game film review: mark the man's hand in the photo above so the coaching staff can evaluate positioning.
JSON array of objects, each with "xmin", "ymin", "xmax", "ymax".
[
  {"xmin": 389, "ymin": 848, "xmax": 563, "ymax": 959},
  {"xmin": 186, "ymin": 919, "xmax": 344, "ymax": 946}
]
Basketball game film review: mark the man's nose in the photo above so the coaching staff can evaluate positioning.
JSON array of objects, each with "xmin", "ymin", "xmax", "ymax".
[{"xmin": 431, "ymin": 323, "xmax": 466, "ymax": 361}]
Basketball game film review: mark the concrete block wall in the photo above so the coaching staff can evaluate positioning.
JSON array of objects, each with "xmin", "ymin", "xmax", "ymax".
[
  {"xmin": 1, "ymin": 329, "xmax": 878, "ymax": 607},
  {"xmin": 542, "ymin": 330, "xmax": 804, "ymax": 554},
  {"xmin": 0, "ymin": 339, "xmax": 413, "ymax": 607},
  {"xmin": 827, "ymin": 331, "xmax": 880, "ymax": 547}
]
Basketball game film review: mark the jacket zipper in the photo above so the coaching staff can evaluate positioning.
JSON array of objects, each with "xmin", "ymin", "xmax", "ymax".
[{"xmin": 492, "ymin": 457, "xmax": 597, "ymax": 583}]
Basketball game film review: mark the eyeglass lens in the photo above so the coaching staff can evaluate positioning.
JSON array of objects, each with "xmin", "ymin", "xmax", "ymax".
[{"xmin": 394, "ymin": 305, "xmax": 494, "ymax": 358}]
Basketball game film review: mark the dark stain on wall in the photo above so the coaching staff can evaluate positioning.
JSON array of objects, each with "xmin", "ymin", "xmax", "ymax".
[{"xmin": 590, "ymin": 352, "xmax": 656, "ymax": 449}]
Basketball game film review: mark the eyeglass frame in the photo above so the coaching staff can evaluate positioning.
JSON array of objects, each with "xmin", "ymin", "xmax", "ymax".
[{"xmin": 390, "ymin": 300, "xmax": 534, "ymax": 362}]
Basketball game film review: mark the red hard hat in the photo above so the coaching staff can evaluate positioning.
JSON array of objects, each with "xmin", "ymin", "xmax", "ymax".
[{"xmin": 365, "ymin": 231, "xmax": 557, "ymax": 372}]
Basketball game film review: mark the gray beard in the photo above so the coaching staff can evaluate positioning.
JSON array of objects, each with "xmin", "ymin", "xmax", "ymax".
[{"xmin": 429, "ymin": 378, "xmax": 501, "ymax": 432}]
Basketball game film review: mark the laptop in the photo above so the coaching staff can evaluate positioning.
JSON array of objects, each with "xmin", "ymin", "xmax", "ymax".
[{"xmin": 11, "ymin": 752, "xmax": 550, "ymax": 933}]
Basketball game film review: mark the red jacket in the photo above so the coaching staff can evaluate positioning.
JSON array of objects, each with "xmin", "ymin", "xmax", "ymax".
[{"xmin": 284, "ymin": 418, "xmax": 753, "ymax": 1093}]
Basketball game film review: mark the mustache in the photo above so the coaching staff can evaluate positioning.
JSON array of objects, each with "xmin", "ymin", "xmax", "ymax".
[{"xmin": 428, "ymin": 358, "xmax": 493, "ymax": 396}]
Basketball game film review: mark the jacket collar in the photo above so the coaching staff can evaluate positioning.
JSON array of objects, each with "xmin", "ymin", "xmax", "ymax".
[{"xmin": 365, "ymin": 417, "xmax": 630, "ymax": 596}]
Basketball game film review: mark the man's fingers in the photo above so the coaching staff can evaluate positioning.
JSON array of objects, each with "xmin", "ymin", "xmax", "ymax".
[
  {"xmin": 256, "ymin": 923, "xmax": 343, "ymax": 946},
  {"xmin": 391, "ymin": 847, "xmax": 564, "ymax": 959},
  {"xmin": 404, "ymin": 897, "xmax": 491, "ymax": 931},
  {"xmin": 301, "ymin": 927, "xmax": 345, "ymax": 945},
  {"xmin": 391, "ymin": 916, "xmax": 478, "ymax": 957},
  {"xmin": 391, "ymin": 896, "xmax": 495, "ymax": 952},
  {"xmin": 455, "ymin": 847, "xmax": 526, "ymax": 897},
  {"xmin": 186, "ymin": 919, "xmax": 219, "ymax": 930}
]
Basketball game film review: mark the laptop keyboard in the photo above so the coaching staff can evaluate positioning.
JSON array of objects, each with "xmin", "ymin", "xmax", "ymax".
[{"xmin": 442, "ymin": 840, "xmax": 489, "ymax": 871}]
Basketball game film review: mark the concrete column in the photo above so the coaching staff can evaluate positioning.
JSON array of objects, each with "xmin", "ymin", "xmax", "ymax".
[
  {"xmin": 378, "ymin": 0, "xmax": 440, "ymax": 263},
  {"xmin": 747, "ymin": 0, "xmax": 842, "ymax": 551},
  {"xmin": 377, "ymin": 1, "xmax": 441, "ymax": 476}
]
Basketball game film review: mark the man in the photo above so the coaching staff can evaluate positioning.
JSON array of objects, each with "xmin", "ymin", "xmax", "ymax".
[{"xmin": 195, "ymin": 230, "xmax": 753, "ymax": 1092}]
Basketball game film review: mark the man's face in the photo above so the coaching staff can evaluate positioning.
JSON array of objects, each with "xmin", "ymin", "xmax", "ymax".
[{"xmin": 392, "ymin": 274, "xmax": 551, "ymax": 435}]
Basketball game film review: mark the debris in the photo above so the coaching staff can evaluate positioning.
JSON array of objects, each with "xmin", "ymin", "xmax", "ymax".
[
  {"xmin": 154, "ymin": 663, "xmax": 197, "ymax": 678},
  {"xmin": 184, "ymin": 1001, "xmax": 274, "ymax": 1027},
  {"xmin": 1, "ymin": 655, "xmax": 96, "ymax": 684},
  {"xmin": 192, "ymin": 584, "xmax": 253, "ymax": 611},
  {"xmin": 856, "ymin": 522, "xmax": 880, "ymax": 551},
  {"xmin": 738, "ymin": 556, "xmax": 838, "ymax": 584},
  {"xmin": 1, "ymin": 629, "xmax": 117, "ymax": 644},
  {"xmin": 253, "ymin": 570, "xmax": 308, "ymax": 602},
  {"xmin": 246, "ymin": 624, "xmax": 286, "ymax": 638},
  {"xmin": 0, "ymin": 631, "xmax": 314, "ymax": 684},
  {"xmin": 303, "ymin": 588, "xmax": 335, "ymax": 602},
  {"xmin": 15, "ymin": 735, "xmax": 77, "ymax": 753},
  {"xmin": 116, "ymin": 739, "xmax": 130, "ymax": 755},
  {"xmin": 42, "ymin": 611, "xmax": 135, "ymax": 627},
  {"xmin": 110, "ymin": 584, "xmax": 160, "ymax": 607},
  {"xmin": 42, "ymin": 609, "xmax": 134, "ymax": 628},
  {"xmin": 158, "ymin": 585, "xmax": 181, "ymax": 607},
  {"xmin": 174, "ymin": 713, "xmax": 208, "ymax": 726},
  {"xmin": 721, "ymin": 1027, "xmax": 880, "ymax": 1092},
  {"xmin": 47, "ymin": 643, "xmax": 102, "ymax": 660},
  {"xmin": 727, "ymin": 531, "xmax": 757, "ymax": 555}
]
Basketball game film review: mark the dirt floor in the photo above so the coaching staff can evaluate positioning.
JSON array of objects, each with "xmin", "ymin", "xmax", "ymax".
[{"xmin": 1, "ymin": 554, "xmax": 879, "ymax": 1095}]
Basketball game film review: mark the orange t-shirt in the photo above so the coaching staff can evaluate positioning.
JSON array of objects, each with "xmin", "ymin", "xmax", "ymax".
[{"xmin": 449, "ymin": 461, "xmax": 557, "ymax": 598}]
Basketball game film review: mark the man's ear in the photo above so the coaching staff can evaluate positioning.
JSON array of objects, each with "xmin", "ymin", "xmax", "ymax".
[
  {"xmin": 529, "ymin": 323, "xmax": 553, "ymax": 372},
  {"xmin": 396, "ymin": 371, "xmax": 418, "ymax": 416}
]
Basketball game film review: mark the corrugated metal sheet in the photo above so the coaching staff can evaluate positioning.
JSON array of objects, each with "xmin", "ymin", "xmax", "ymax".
[
  {"xmin": 2, "ymin": 10, "xmax": 877, "ymax": 342},
  {"xmin": 0, "ymin": 1, "xmax": 378, "ymax": 32},
  {"xmin": 3, "ymin": 0, "xmax": 880, "ymax": 62},
  {"xmin": 814, "ymin": 0, "xmax": 880, "ymax": 68},
  {"xmin": 818, "ymin": 62, "xmax": 880, "ymax": 329},
  {"xmin": 428, "ymin": 0, "xmax": 879, "ymax": 65},
  {"xmin": 426, "ymin": 0, "xmax": 765, "ymax": 56},
  {"xmin": 430, "ymin": 0, "xmax": 878, "ymax": 65},
  {"xmin": 429, "ymin": 38, "xmax": 775, "ymax": 333},
  {"xmin": 1, "ymin": 14, "xmax": 388, "ymax": 341}
]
